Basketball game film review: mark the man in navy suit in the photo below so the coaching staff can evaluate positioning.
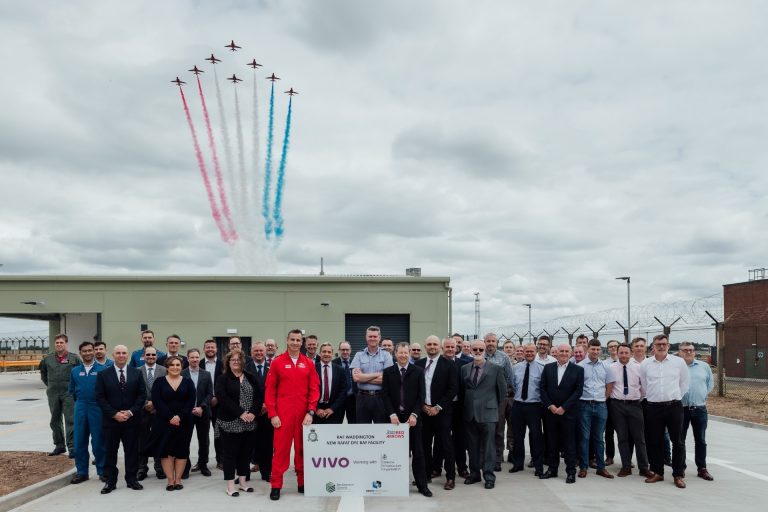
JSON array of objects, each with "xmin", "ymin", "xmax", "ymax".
[
  {"xmin": 332, "ymin": 341, "xmax": 356, "ymax": 423},
  {"xmin": 415, "ymin": 336, "xmax": 458, "ymax": 490},
  {"xmin": 94, "ymin": 344, "xmax": 147, "ymax": 494},
  {"xmin": 314, "ymin": 343, "xmax": 348, "ymax": 424},
  {"xmin": 539, "ymin": 343, "xmax": 584, "ymax": 484},
  {"xmin": 382, "ymin": 343, "xmax": 432, "ymax": 497}
]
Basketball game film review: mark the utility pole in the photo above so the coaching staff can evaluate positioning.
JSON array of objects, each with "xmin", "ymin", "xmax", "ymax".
[
  {"xmin": 522, "ymin": 304, "xmax": 532, "ymax": 343},
  {"xmin": 474, "ymin": 293, "xmax": 480, "ymax": 339},
  {"xmin": 616, "ymin": 277, "xmax": 631, "ymax": 342}
]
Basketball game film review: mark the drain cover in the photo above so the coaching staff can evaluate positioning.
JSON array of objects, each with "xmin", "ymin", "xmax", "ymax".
[
  {"xmin": 0, "ymin": 421, "xmax": 21, "ymax": 425},
  {"xmin": 17, "ymin": 398, "xmax": 40, "ymax": 401}
]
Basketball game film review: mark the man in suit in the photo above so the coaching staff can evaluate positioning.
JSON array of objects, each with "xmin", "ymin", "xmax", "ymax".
[
  {"xmin": 382, "ymin": 343, "xmax": 432, "ymax": 497},
  {"xmin": 136, "ymin": 346, "xmax": 165, "ymax": 481},
  {"xmin": 415, "ymin": 335, "xmax": 458, "ymax": 490},
  {"xmin": 246, "ymin": 341, "xmax": 273, "ymax": 482},
  {"xmin": 315, "ymin": 343, "xmax": 348, "ymax": 424},
  {"xmin": 539, "ymin": 343, "xmax": 584, "ymax": 484},
  {"xmin": 333, "ymin": 341, "xmax": 356, "ymax": 423},
  {"xmin": 182, "ymin": 348, "xmax": 214, "ymax": 478},
  {"xmin": 94, "ymin": 344, "xmax": 147, "ymax": 494},
  {"xmin": 461, "ymin": 339, "xmax": 506, "ymax": 489},
  {"xmin": 160, "ymin": 334, "xmax": 188, "ymax": 368},
  {"xmin": 304, "ymin": 335, "xmax": 321, "ymax": 363},
  {"xmin": 202, "ymin": 339, "xmax": 224, "ymax": 469}
]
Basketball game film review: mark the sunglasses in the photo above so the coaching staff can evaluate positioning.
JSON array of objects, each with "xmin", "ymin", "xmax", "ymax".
[{"xmin": 471, "ymin": 348, "xmax": 485, "ymax": 353}]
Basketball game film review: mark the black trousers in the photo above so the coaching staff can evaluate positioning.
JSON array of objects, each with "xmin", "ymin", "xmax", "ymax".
[
  {"xmin": 395, "ymin": 413, "xmax": 428, "ymax": 489},
  {"xmin": 137, "ymin": 410, "xmax": 162, "ymax": 474},
  {"xmin": 355, "ymin": 393, "xmax": 388, "ymax": 423},
  {"xmin": 422, "ymin": 408, "xmax": 455, "ymax": 479},
  {"xmin": 646, "ymin": 401, "xmax": 685, "ymax": 477},
  {"xmin": 221, "ymin": 430, "xmax": 256, "ymax": 481},
  {"xmin": 191, "ymin": 413, "xmax": 210, "ymax": 464},
  {"xmin": 103, "ymin": 420, "xmax": 140, "ymax": 486},
  {"xmin": 543, "ymin": 410, "xmax": 578, "ymax": 475},
  {"xmin": 434, "ymin": 401, "xmax": 467, "ymax": 474},
  {"xmin": 604, "ymin": 398, "xmax": 615, "ymax": 459},
  {"xmin": 341, "ymin": 394, "xmax": 356, "ymax": 424},
  {"xmin": 511, "ymin": 402, "xmax": 544, "ymax": 472},
  {"xmin": 314, "ymin": 401, "xmax": 345, "ymax": 424},
  {"xmin": 253, "ymin": 414, "xmax": 273, "ymax": 479},
  {"xmin": 209, "ymin": 414, "xmax": 221, "ymax": 464}
]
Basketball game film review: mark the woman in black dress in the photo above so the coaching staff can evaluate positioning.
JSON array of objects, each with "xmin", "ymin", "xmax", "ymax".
[
  {"xmin": 148, "ymin": 355, "xmax": 195, "ymax": 490},
  {"xmin": 215, "ymin": 349, "xmax": 262, "ymax": 496}
]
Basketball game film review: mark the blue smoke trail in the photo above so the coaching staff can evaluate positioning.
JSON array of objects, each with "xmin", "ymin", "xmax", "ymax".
[
  {"xmin": 272, "ymin": 97, "xmax": 293, "ymax": 241},
  {"xmin": 262, "ymin": 82, "xmax": 275, "ymax": 240}
]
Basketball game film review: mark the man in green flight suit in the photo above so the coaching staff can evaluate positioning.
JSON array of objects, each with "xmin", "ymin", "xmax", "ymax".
[{"xmin": 40, "ymin": 333, "xmax": 81, "ymax": 456}]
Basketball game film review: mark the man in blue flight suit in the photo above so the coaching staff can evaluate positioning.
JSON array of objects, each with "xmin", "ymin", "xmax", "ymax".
[{"xmin": 68, "ymin": 341, "xmax": 107, "ymax": 484}]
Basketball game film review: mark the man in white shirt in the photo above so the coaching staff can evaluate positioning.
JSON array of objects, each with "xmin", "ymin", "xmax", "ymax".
[
  {"xmin": 535, "ymin": 336, "xmax": 557, "ymax": 367},
  {"xmin": 640, "ymin": 334, "xmax": 689, "ymax": 489}
]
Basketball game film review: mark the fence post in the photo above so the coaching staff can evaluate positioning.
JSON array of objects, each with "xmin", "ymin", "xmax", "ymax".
[{"xmin": 716, "ymin": 323, "xmax": 725, "ymax": 397}]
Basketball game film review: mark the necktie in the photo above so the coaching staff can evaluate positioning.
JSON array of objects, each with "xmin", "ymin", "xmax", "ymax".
[
  {"xmin": 623, "ymin": 365, "xmax": 629, "ymax": 396},
  {"xmin": 399, "ymin": 367, "xmax": 406, "ymax": 411},
  {"xmin": 147, "ymin": 367, "xmax": 154, "ymax": 389},
  {"xmin": 323, "ymin": 364, "xmax": 330, "ymax": 403},
  {"xmin": 472, "ymin": 366, "xmax": 480, "ymax": 386},
  {"xmin": 426, "ymin": 358, "xmax": 434, "ymax": 373},
  {"xmin": 119, "ymin": 368, "xmax": 126, "ymax": 390},
  {"xmin": 522, "ymin": 362, "xmax": 530, "ymax": 401},
  {"xmin": 257, "ymin": 364, "xmax": 263, "ymax": 378}
]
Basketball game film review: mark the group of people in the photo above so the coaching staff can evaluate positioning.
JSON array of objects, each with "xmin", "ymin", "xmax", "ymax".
[{"xmin": 40, "ymin": 326, "xmax": 713, "ymax": 499}]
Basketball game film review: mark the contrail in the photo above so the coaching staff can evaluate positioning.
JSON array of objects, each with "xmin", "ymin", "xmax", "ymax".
[
  {"xmin": 233, "ymin": 85, "xmax": 247, "ymax": 241},
  {"xmin": 262, "ymin": 82, "xmax": 276, "ymax": 239},
  {"xmin": 272, "ymin": 96, "xmax": 293, "ymax": 241},
  {"xmin": 178, "ymin": 86, "xmax": 230, "ymax": 243},
  {"xmin": 251, "ymin": 69, "xmax": 260, "ymax": 241},
  {"xmin": 213, "ymin": 66, "xmax": 238, "ymax": 236},
  {"xmin": 196, "ymin": 75, "xmax": 237, "ymax": 241}
]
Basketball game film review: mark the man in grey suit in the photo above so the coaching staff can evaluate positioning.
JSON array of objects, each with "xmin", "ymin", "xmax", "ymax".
[
  {"xmin": 461, "ymin": 340, "xmax": 507, "ymax": 489},
  {"xmin": 137, "ymin": 347, "xmax": 166, "ymax": 481},
  {"xmin": 182, "ymin": 348, "xmax": 214, "ymax": 478}
]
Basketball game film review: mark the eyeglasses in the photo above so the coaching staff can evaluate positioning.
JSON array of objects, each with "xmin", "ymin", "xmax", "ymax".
[
  {"xmin": 679, "ymin": 348, "xmax": 694, "ymax": 352},
  {"xmin": 411, "ymin": 349, "xmax": 421, "ymax": 352},
  {"xmin": 471, "ymin": 348, "xmax": 485, "ymax": 353}
]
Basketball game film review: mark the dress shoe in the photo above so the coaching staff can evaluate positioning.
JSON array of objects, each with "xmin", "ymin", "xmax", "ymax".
[
  {"xmin": 200, "ymin": 465, "xmax": 211, "ymax": 477},
  {"xmin": 298, "ymin": 485, "xmax": 304, "ymax": 493},
  {"xmin": 596, "ymin": 469, "xmax": 614, "ymax": 479},
  {"xmin": 639, "ymin": 468, "xmax": 653, "ymax": 478},
  {"xmin": 430, "ymin": 469, "xmax": 442, "ymax": 478},
  {"xmin": 539, "ymin": 470, "xmax": 557, "ymax": 480},
  {"xmin": 527, "ymin": 460, "xmax": 534, "ymax": 468},
  {"xmin": 464, "ymin": 477, "xmax": 481, "ymax": 485},
  {"xmin": 100, "ymin": 484, "xmax": 116, "ymax": 494},
  {"xmin": 674, "ymin": 477, "xmax": 686, "ymax": 489},
  {"xmin": 578, "ymin": 469, "xmax": 588, "ymax": 478},
  {"xmin": 697, "ymin": 468, "xmax": 714, "ymax": 481},
  {"xmin": 191, "ymin": 464, "xmax": 200, "ymax": 472},
  {"xmin": 617, "ymin": 467, "xmax": 632, "ymax": 477},
  {"xmin": 136, "ymin": 471, "xmax": 147, "ymax": 481},
  {"xmin": 174, "ymin": 484, "xmax": 184, "ymax": 490},
  {"xmin": 68, "ymin": 452, "xmax": 76, "ymax": 459},
  {"xmin": 127, "ymin": 482, "xmax": 143, "ymax": 490},
  {"xmin": 565, "ymin": 473, "xmax": 576, "ymax": 484},
  {"xmin": 166, "ymin": 485, "xmax": 175, "ymax": 492},
  {"xmin": 494, "ymin": 464, "xmax": 502, "ymax": 472},
  {"xmin": 70, "ymin": 474, "xmax": 89, "ymax": 485},
  {"xmin": 604, "ymin": 457, "xmax": 614, "ymax": 466},
  {"xmin": 48, "ymin": 447, "xmax": 66, "ymax": 456},
  {"xmin": 269, "ymin": 488, "xmax": 281, "ymax": 500},
  {"xmin": 589, "ymin": 459, "xmax": 597, "ymax": 469},
  {"xmin": 444, "ymin": 479, "xmax": 455, "ymax": 490},
  {"xmin": 534, "ymin": 470, "xmax": 543, "ymax": 477},
  {"xmin": 484, "ymin": 481, "xmax": 495, "ymax": 489},
  {"xmin": 645, "ymin": 473, "xmax": 664, "ymax": 483},
  {"xmin": 419, "ymin": 487, "xmax": 433, "ymax": 497},
  {"xmin": 509, "ymin": 466, "xmax": 523, "ymax": 473},
  {"xmin": 458, "ymin": 469, "xmax": 470, "ymax": 479}
]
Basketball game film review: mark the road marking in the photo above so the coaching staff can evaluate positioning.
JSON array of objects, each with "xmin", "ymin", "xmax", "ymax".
[{"xmin": 704, "ymin": 455, "xmax": 768, "ymax": 483}]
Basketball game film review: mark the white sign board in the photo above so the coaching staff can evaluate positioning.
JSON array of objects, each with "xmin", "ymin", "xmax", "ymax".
[{"xmin": 303, "ymin": 424, "xmax": 409, "ymax": 497}]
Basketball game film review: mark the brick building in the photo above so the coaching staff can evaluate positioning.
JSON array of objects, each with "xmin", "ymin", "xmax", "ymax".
[{"xmin": 723, "ymin": 270, "xmax": 768, "ymax": 379}]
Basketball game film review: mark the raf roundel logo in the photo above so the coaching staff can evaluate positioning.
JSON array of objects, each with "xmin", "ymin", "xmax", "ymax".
[{"xmin": 308, "ymin": 428, "xmax": 318, "ymax": 442}]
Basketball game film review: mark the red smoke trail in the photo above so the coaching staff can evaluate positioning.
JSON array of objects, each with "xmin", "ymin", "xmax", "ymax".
[
  {"xmin": 196, "ymin": 76, "xmax": 238, "ymax": 241},
  {"xmin": 179, "ymin": 86, "xmax": 231, "ymax": 243}
]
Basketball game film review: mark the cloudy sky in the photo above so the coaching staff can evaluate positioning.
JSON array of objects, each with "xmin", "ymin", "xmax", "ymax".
[{"xmin": 1, "ymin": 0, "xmax": 766, "ymax": 337}]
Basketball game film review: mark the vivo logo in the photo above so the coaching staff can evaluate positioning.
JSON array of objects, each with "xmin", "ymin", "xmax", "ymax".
[{"xmin": 312, "ymin": 457, "xmax": 350, "ymax": 468}]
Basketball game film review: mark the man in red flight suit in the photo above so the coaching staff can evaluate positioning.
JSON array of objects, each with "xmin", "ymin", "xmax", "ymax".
[{"xmin": 265, "ymin": 329, "xmax": 320, "ymax": 501}]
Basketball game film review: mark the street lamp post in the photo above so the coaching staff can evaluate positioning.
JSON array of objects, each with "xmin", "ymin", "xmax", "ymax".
[
  {"xmin": 522, "ymin": 304, "xmax": 532, "ymax": 343},
  {"xmin": 616, "ymin": 277, "xmax": 631, "ymax": 342}
]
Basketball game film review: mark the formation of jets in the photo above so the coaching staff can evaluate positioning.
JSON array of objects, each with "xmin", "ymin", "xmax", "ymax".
[{"xmin": 172, "ymin": 42, "xmax": 297, "ymax": 94}]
